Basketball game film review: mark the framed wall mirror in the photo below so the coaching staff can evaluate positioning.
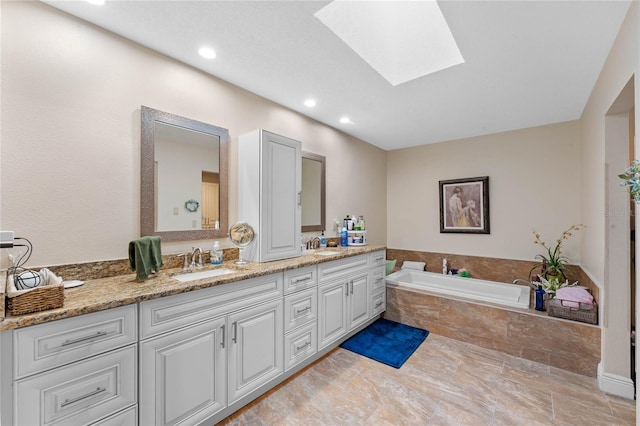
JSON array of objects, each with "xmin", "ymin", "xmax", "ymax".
[
  {"xmin": 301, "ymin": 151, "xmax": 326, "ymax": 232},
  {"xmin": 141, "ymin": 106, "xmax": 229, "ymax": 241}
]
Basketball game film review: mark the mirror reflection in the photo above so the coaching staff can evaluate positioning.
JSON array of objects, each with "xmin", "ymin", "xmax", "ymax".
[
  {"xmin": 301, "ymin": 151, "xmax": 326, "ymax": 232},
  {"xmin": 141, "ymin": 106, "xmax": 229, "ymax": 241}
]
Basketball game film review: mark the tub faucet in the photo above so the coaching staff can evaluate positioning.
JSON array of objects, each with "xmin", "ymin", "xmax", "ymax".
[{"xmin": 513, "ymin": 278, "xmax": 538, "ymax": 290}]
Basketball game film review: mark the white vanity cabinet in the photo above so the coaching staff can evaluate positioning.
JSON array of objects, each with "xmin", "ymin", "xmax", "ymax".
[
  {"xmin": 238, "ymin": 129, "xmax": 302, "ymax": 262},
  {"xmin": 2, "ymin": 305, "xmax": 138, "ymax": 426},
  {"xmin": 318, "ymin": 255, "xmax": 372, "ymax": 349},
  {"xmin": 370, "ymin": 251, "xmax": 387, "ymax": 316},
  {"xmin": 138, "ymin": 272, "xmax": 284, "ymax": 426},
  {"xmin": 283, "ymin": 266, "xmax": 318, "ymax": 371}
]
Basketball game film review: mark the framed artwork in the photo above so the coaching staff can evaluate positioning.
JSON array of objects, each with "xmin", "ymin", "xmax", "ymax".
[{"xmin": 439, "ymin": 176, "xmax": 490, "ymax": 234}]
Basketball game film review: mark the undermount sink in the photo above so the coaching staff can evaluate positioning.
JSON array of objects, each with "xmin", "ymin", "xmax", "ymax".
[
  {"xmin": 171, "ymin": 268, "xmax": 235, "ymax": 282},
  {"xmin": 314, "ymin": 250, "xmax": 340, "ymax": 256}
]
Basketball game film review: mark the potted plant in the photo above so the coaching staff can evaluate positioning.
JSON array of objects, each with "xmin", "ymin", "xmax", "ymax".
[
  {"xmin": 619, "ymin": 160, "xmax": 640, "ymax": 203},
  {"xmin": 529, "ymin": 224, "xmax": 584, "ymax": 284}
]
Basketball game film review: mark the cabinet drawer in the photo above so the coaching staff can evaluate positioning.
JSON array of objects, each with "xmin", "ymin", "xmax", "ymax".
[
  {"xmin": 92, "ymin": 406, "xmax": 137, "ymax": 426},
  {"xmin": 370, "ymin": 266, "xmax": 385, "ymax": 293},
  {"xmin": 15, "ymin": 345, "xmax": 137, "ymax": 426},
  {"xmin": 284, "ymin": 322, "xmax": 317, "ymax": 372},
  {"xmin": 371, "ymin": 291, "xmax": 386, "ymax": 316},
  {"xmin": 284, "ymin": 287, "xmax": 317, "ymax": 332},
  {"xmin": 14, "ymin": 305, "xmax": 137, "ymax": 379},
  {"xmin": 318, "ymin": 255, "xmax": 368, "ymax": 283},
  {"xmin": 140, "ymin": 272, "xmax": 283, "ymax": 339},
  {"xmin": 369, "ymin": 251, "xmax": 386, "ymax": 268},
  {"xmin": 283, "ymin": 265, "xmax": 317, "ymax": 295}
]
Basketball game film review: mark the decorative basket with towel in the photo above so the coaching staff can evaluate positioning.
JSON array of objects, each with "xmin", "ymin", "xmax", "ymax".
[
  {"xmin": 6, "ymin": 268, "xmax": 64, "ymax": 316},
  {"xmin": 547, "ymin": 286, "xmax": 597, "ymax": 324},
  {"xmin": 128, "ymin": 236, "xmax": 163, "ymax": 281}
]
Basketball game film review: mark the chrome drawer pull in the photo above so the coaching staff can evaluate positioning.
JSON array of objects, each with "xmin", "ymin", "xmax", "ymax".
[
  {"xmin": 292, "ymin": 276, "xmax": 312, "ymax": 284},
  {"xmin": 61, "ymin": 331, "xmax": 108, "ymax": 347},
  {"xmin": 295, "ymin": 341, "xmax": 311, "ymax": 352},
  {"xmin": 220, "ymin": 324, "xmax": 226, "ymax": 348},
  {"xmin": 61, "ymin": 387, "xmax": 107, "ymax": 407},
  {"xmin": 232, "ymin": 321, "xmax": 238, "ymax": 343},
  {"xmin": 375, "ymin": 256, "xmax": 384, "ymax": 262},
  {"xmin": 375, "ymin": 301, "xmax": 383, "ymax": 309},
  {"xmin": 350, "ymin": 280, "xmax": 354, "ymax": 295},
  {"xmin": 376, "ymin": 277, "xmax": 384, "ymax": 283},
  {"xmin": 295, "ymin": 306, "xmax": 311, "ymax": 315}
]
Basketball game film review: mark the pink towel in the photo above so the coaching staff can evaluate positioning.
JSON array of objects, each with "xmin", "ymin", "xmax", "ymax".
[{"xmin": 556, "ymin": 287, "xmax": 593, "ymax": 308}]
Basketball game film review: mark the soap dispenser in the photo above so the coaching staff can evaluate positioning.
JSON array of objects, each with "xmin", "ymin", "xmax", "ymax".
[
  {"xmin": 320, "ymin": 231, "xmax": 327, "ymax": 248},
  {"xmin": 211, "ymin": 241, "xmax": 223, "ymax": 265}
]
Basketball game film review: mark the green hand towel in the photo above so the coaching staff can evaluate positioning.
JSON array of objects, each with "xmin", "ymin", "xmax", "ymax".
[{"xmin": 129, "ymin": 236, "xmax": 163, "ymax": 281}]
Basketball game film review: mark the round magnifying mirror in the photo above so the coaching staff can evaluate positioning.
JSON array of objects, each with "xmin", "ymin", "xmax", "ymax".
[{"xmin": 228, "ymin": 221, "xmax": 255, "ymax": 265}]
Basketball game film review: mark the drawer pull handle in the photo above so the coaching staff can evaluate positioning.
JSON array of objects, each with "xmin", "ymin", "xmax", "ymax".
[
  {"xmin": 61, "ymin": 331, "xmax": 108, "ymax": 347},
  {"xmin": 350, "ymin": 280, "xmax": 354, "ymax": 295},
  {"xmin": 61, "ymin": 387, "xmax": 107, "ymax": 408},
  {"xmin": 375, "ymin": 301, "xmax": 383, "ymax": 309},
  {"xmin": 293, "ymin": 276, "xmax": 312, "ymax": 284},
  {"xmin": 295, "ymin": 306, "xmax": 311, "ymax": 315},
  {"xmin": 376, "ymin": 277, "xmax": 384, "ymax": 283},
  {"xmin": 295, "ymin": 341, "xmax": 311, "ymax": 352},
  {"xmin": 232, "ymin": 321, "xmax": 238, "ymax": 343},
  {"xmin": 220, "ymin": 324, "xmax": 226, "ymax": 348},
  {"xmin": 375, "ymin": 256, "xmax": 384, "ymax": 262}
]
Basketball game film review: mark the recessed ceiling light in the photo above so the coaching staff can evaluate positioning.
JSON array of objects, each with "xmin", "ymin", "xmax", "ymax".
[
  {"xmin": 86, "ymin": 0, "xmax": 105, "ymax": 5},
  {"xmin": 315, "ymin": 0, "xmax": 464, "ymax": 86},
  {"xmin": 339, "ymin": 116, "xmax": 350, "ymax": 124},
  {"xmin": 304, "ymin": 99, "xmax": 316, "ymax": 107},
  {"xmin": 198, "ymin": 47, "xmax": 216, "ymax": 59}
]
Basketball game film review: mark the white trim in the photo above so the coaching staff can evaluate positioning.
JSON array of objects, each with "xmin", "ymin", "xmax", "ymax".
[{"xmin": 598, "ymin": 363, "xmax": 635, "ymax": 399}]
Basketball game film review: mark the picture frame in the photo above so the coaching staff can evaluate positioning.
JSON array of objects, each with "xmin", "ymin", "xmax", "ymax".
[{"xmin": 439, "ymin": 176, "xmax": 490, "ymax": 234}]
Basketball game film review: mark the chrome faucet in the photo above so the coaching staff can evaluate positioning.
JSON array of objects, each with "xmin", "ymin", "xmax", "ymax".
[
  {"xmin": 306, "ymin": 236, "xmax": 321, "ymax": 250},
  {"xmin": 191, "ymin": 247, "xmax": 204, "ymax": 269}
]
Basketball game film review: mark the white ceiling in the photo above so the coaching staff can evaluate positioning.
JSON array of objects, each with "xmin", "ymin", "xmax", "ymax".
[{"xmin": 42, "ymin": 0, "xmax": 631, "ymax": 151}]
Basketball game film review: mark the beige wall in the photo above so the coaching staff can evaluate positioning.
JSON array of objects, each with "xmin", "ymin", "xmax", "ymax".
[
  {"xmin": 0, "ymin": 1, "xmax": 387, "ymax": 268},
  {"xmin": 580, "ymin": 0, "xmax": 639, "ymax": 397},
  {"xmin": 387, "ymin": 121, "xmax": 582, "ymax": 263}
]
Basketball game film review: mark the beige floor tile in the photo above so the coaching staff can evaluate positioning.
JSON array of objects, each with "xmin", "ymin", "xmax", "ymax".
[{"xmin": 216, "ymin": 333, "xmax": 636, "ymax": 426}]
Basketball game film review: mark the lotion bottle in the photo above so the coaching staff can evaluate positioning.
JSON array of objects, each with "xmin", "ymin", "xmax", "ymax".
[
  {"xmin": 211, "ymin": 241, "xmax": 223, "ymax": 265},
  {"xmin": 320, "ymin": 231, "xmax": 327, "ymax": 248}
]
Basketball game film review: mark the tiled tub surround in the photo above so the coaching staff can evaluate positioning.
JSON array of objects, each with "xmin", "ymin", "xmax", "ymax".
[
  {"xmin": 386, "ymin": 248, "xmax": 599, "ymax": 305},
  {"xmin": 385, "ymin": 285, "xmax": 600, "ymax": 377},
  {"xmin": 0, "ymin": 245, "xmax": 383, "ymax": 330}
]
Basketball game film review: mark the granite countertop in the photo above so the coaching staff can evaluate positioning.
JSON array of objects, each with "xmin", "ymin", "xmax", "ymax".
[{"xmin": 0, "ymin": 245, "xmax": 386, "ymax": 332}]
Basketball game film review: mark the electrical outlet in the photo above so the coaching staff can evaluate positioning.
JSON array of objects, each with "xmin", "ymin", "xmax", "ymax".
[{"xmin": 1, "ymin": 231, "xmax": 14, "ymax": 248}]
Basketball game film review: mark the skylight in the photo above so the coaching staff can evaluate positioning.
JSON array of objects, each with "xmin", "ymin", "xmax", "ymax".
[{"xmin": 315, "ymin": 0, "xmax": 464, "ymax": 86}]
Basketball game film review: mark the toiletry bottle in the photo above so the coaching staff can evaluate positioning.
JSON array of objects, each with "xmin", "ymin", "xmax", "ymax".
[
  {"xmin": 535, "ymin": 285, "xmax": 546, "ymax": 311},
  {"xmin": 343, "ymin": 215, "xmax": 350, "ymax": 230},
  {"xmin": 442, "ymin": 259, "xmax": 448, "ymax": 274},
  {"xmin": 211, "ymin": 241, "xmax": 223, "ymax": 265},
  {"xmin": 359, "ymin": 215, "xmax": 366, "ymax": 230},
  {"xmin": 320, "ymin": 231, "xmax": 327, "ymax": 248},
  {"xmin": 340, "ymin": 227, "xmax": 348, "ymax": 247}
]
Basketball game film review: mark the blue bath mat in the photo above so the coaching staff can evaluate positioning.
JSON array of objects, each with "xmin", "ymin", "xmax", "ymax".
[{"xmin": 340, "ymin": 318, "xmax": 429, "ymax": 368}]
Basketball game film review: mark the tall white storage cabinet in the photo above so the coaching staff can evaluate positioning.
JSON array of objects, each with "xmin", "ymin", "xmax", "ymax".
[{"xmin": 238, "ymin": 129, "xmax": 302, "ymax": 262}]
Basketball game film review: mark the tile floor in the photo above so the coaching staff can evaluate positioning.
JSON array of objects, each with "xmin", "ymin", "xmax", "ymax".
[{"xmin": 218, "ymin": 333, "xmax": 636, "ymax": 425}]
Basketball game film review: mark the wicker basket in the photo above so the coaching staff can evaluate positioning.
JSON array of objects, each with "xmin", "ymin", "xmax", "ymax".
[
  {"xmin": 547, "ymin": 297, "xmax": 597, "ymax": 325},
  {"xmin": 5, "ymin": 276, "xmax": 64, "ymax": 316}
]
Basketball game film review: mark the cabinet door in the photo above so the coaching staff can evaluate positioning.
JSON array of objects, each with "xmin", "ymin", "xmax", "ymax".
[
  {"xmin": 349, "ymin": 271, "xmax": 370, "ymax": 330},
  {"xmin": 228, "ymin": 299, "xmax": 284, "ymax": 404},
  {"xmin": 139, "ymin": 317, "xmax": 226, "ymax": 426},
  {"xmin": 318, "ymin": 280, "xmax": 348, "ymax": 349},
  {"xmin": 260, "ymin": 130, "xmax": 301, "ymax": 262}
]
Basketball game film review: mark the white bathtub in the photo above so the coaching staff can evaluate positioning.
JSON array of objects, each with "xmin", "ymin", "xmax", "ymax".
[{"xmin": 386, "ymin": 269, "xmax": 531, "ymax": 309}]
